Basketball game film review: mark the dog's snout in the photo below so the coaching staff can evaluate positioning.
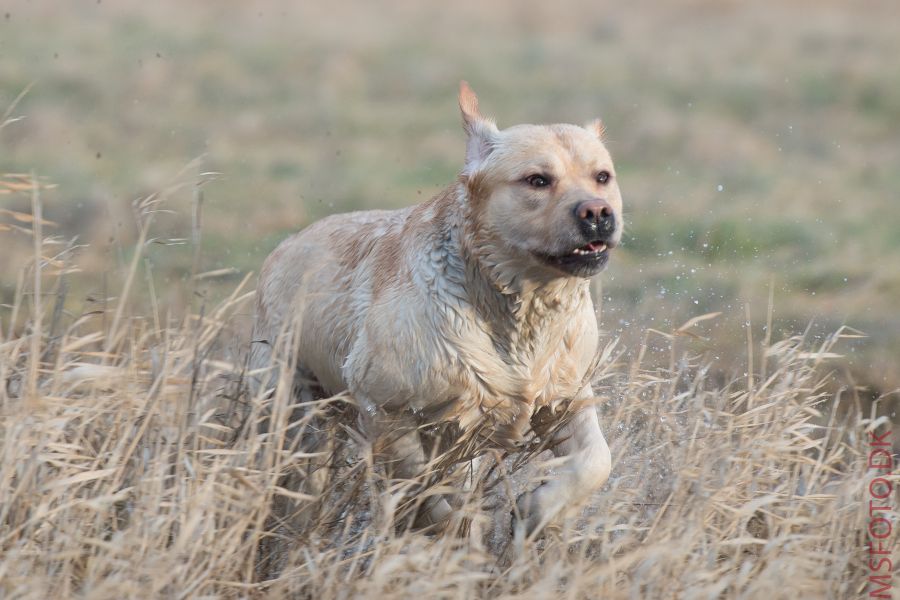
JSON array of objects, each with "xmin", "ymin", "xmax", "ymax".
[
  {"xmin": 575, "ymin": 199, "xmax": 611, "ymax": 222},
  {"xmin": 574, "ymin": 199, "xmax": 615, "ymax": 236}
]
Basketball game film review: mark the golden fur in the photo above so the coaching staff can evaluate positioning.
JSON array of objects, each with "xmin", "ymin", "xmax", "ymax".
[{"xmin": 251, "ymin": 82, "xmax": 623, "ymax": 533}]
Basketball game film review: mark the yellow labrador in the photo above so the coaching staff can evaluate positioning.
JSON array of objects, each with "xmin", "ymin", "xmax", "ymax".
[{"xmin": 251, "ymin": 82, "xmax": 623, "ymax": 534}]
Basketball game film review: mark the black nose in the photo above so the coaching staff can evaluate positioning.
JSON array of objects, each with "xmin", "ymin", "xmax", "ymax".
[{"xmin": 574, "ymin": 199, "xmax": 615, "ymax": 236}]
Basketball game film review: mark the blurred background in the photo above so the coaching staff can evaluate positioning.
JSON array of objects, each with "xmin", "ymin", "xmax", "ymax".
[{"xmin": 1, "ymin": 0, "xmax": 898, "ymax": 401}]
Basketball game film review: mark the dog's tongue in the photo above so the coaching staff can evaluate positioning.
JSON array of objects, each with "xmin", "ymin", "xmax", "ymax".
[{"xmin": 571, "ymin": 240, "xmax": 608, "ymax": 255}]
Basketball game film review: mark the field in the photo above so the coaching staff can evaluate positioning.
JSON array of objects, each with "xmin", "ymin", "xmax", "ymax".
[{"xmin": 1, "ymin": 0, "xmax": 898, "ymax": 597}]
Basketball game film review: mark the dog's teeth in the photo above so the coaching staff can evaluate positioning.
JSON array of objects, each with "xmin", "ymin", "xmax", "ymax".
[{"xmin": 572, "ymin": 244, "xmax": 609, "ymax": 256}]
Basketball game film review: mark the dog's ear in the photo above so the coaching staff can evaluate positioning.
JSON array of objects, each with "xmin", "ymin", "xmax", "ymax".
[
  {"xmin": 459, "ymin": 81, "xmax": 499, "ymax": 175},
  {"xmin": 585, "ymin": 118, "xmax": 606, "ymax": 139}
]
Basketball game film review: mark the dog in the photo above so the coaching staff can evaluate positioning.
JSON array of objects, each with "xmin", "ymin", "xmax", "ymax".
[{"xmin": 250, "ymin": 82, "xmax": 623, "ymax": 535}]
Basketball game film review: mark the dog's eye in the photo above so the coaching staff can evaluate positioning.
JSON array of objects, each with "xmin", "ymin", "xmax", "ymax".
[
  {"xmin": 596, "ymin": 170, "xmax": 611, "ymax": 185},
  {"xmin": 525, "ymin": 174, "xmax": 552, "ymax": 188}
]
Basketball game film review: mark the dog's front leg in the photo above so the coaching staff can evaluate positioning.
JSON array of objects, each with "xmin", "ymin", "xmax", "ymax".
[
  {"xmin": 357, "ymin": 398, "xmax": 453, "ymax": 528},
  {"xmin": 515, "ymin": 394, "xmax": 611, "ymax": 536}
]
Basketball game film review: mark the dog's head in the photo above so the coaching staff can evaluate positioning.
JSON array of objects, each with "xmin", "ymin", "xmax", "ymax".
[{"xmin": 459, "ymin": 82, "xmax": 623, "ymax": 279}]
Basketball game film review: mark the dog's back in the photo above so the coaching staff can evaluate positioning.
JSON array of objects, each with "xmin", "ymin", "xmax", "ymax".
[{"xmin": 250, "ymin": 205, "xmax": 415, "ymax": 394}]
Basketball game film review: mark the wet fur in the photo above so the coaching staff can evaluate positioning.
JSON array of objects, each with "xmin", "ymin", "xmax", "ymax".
[{"xmin": 251, "ymin": 82, "xmax": 623, "ymax": 533}]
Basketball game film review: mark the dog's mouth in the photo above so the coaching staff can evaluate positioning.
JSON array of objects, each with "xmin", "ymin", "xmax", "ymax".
[
  {"xmin": 533, "ymin": 239, "xmax": 615, "ymax": 277},
  {"xmin": 570, "ymin": 240, "xmax": 608, "ymax": 255}
]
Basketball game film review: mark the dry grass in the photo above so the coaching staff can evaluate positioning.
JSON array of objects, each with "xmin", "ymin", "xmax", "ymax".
[
  {"xmin": 2, "ymin": 3, "xmax": 898, "ymax": 594},
  {"xmin": 0, "ymin": 185, "xmax": 892, "ymax": 599}
]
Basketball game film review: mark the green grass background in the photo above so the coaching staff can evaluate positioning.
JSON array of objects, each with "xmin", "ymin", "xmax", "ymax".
[{"xmin": 1, "ymin": 0, "xmax": 898, "ymax": 394}]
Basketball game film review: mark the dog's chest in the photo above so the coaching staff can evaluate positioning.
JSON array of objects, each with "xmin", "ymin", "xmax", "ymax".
[{"xmin": 436, "ymin": 320, "xmax": 588, "ymax": 439}]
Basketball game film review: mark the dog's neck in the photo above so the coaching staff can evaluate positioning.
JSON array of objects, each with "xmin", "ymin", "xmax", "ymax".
[{"xmin": 437, "ymin": 181, "xmax": 590, "ymax": 353}]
